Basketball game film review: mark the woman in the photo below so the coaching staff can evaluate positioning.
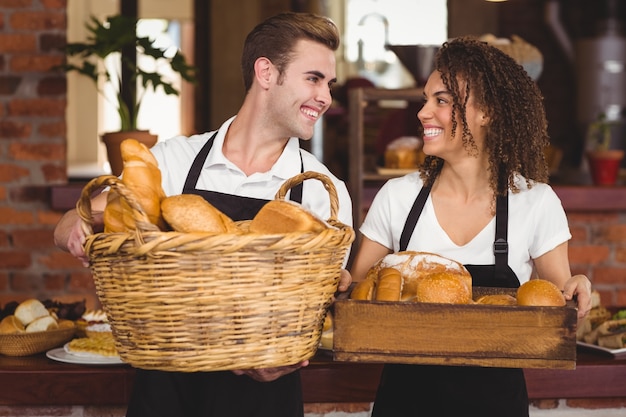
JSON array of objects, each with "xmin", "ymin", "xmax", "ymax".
[{"xmin": 350, "ymin": 37, "xmax": 591, "ymax": 416}]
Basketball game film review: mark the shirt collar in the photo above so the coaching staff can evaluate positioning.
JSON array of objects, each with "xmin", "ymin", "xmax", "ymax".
[{"xmin": 204, "ymin": 115, "xmax": 302, "ymax": 179}]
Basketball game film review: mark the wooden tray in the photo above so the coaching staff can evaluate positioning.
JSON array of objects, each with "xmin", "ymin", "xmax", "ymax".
[{"xmin": 333, "ymin": 287, "xmax": 577, "ymax": 369}]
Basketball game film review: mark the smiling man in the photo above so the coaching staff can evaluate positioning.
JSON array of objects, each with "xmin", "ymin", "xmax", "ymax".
[{"xmin": 54, "ymin": 12, "xmax": 352, "ymax": 417}]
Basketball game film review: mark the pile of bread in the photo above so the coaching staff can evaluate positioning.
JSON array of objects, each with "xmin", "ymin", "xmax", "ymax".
[
  {"xmin": 103, "ymin": 139, "xmax": 331, "ymax": 235},
  {"xmin": 350, "ymin": 251, "xmax": 566, "ymax": 307},
  {"xmin": 577, "ymin": 291, "xmax": 626, "ymax": 349},
  {"xmin": 0, "ymin": 299, "xmax": 74, "ymax": 334}
]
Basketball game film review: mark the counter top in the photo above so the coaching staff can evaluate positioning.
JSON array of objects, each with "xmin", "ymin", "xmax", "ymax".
[{"xmin": 1, "ymin": 348, "xmax": 625, "ymax": 406}]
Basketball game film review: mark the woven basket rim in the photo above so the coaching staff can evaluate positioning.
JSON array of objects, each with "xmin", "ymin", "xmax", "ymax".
[{"xmin": 0, "ymin": 327, "xmax": 76, "ymax": 356}]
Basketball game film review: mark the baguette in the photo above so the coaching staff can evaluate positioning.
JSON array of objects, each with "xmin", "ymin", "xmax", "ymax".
[{"xmin": 103, "ymin": 139, "xmax": 166, "ymax": 232}]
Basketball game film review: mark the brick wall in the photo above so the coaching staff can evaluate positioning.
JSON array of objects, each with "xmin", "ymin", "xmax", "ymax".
[
  {"xmin": 0, "ymin": 0, "xmax": 100, "ymax": 310},
  {"xmin": 1, "ymin": 1, "xmax": 625, "ymax": 314}
]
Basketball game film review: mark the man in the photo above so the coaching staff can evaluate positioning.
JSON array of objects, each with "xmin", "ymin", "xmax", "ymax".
[{"xmin": 54, "ymin": 12, "xmax": 352, "ymax": 417}]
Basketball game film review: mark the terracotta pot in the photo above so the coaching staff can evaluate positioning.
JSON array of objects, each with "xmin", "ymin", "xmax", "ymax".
[
  {"xmin": 101, "ymin": 131, "xmax": 158, "ymax": 176},
  {"xmin": 585, "ymin": 149, "xmax": 625, "ymax": 186}
]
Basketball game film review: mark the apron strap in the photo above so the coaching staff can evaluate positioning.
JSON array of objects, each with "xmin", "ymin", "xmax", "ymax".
[
  {"xmin": 183, "ymin": 131, "xmax": 304, "ymax": 204},
  {"xmin": 494, "ymin": 194, "xmax": 509, "ymax": 280},
  {"xmin": 399, "ymin": 186, "xmax": 431, "ymax": 252}
]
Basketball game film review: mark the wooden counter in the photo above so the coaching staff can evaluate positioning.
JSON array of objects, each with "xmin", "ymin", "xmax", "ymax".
[{"xmin": 1, "ymin": 348, "xmax": 625, "ymax": 406}]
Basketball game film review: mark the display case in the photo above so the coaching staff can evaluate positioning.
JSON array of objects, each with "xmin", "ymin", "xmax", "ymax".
[{"xmin": 348, "ymin": 87, "xmax": 424, "ymax": 229}]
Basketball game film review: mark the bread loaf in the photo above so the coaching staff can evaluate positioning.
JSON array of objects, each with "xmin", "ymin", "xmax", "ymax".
[
  {"xmin": 249, "ymin": 200, "xmax": 328, "ymax": 234},
  {"xmin": 161, "ymin": 194, "xmax": 237, "ymax": 233},
  {"xmin": 374, "ymin": 268, "xmax": 403, "ymax": 301},
  {"xmin": 104, "ymin": 139, "xmax": 166, "ymax": 232},
  {"xmin": 378, "ymin": 251, "xmax": 472, "ymax": 301},
  {"xmin": 516, "ymin": 279, "xmax": 565, "ymax": 307}
]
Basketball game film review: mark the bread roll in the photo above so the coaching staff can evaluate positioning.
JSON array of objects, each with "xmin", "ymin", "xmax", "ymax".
[
  {"xmin": 25, "ymin": 315, "xmax": 59, "ymax": 332},
  {"xmin": 475, "ymin": 294, "xmax": 517, "ymax": 306},
  {"xmin": 249, "ymin": 200, "xmax": 328, "ymax": 234},
  {"xmin": 516, "ymin": 279, "xmax": 565, "ymax": 307},
  {"xmin": 14, "ymin": 299, "xmax": 50, "ymax": 326},
  {"xmin": 103, "ymin": 191, "xmax": 126, "ymax": 233},
  {"xmin": 161, "ymin": 194, "xmax": 237, "ymax": 233},
  {"xmin": 414, "ymin": 272, "xmax": 472, "ymax": 304},
  {"xmin": 104, "ymin": 138, "xmax": 166, "ymax": 232},
  {"xmin": 375, "ymin": 268, "xmax": 403, "ymax": 301},
  {"xmin": 350, "ymin": 278, "xmax": 375, "ymax": 300},
  {"xmin": 0, "ymin": 315, "xmax": 25, "ymax": 334}
]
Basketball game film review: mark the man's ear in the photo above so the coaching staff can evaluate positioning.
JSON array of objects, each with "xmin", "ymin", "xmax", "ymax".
[{"xmin": 254, "ymin": 57, "xmax": 274, "ymax": 89}]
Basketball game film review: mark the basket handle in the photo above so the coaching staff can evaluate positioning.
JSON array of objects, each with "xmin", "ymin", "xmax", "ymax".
[
  {"xmin": 76, "ymin": 175, "xmax": 160, "ymax": 237},
  {"xmin": 275, "ymin": 171, "xmax": 340, "ymax": 221}
]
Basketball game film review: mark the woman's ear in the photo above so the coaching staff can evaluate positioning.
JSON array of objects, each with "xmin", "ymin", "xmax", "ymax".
[{"xmin": 480, "ymin": 113, "xmax": 490, "ymax": 127}]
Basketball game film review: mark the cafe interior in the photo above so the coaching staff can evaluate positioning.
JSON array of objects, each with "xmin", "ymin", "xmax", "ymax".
[{"xmin": 1, "ymin": 0, "xmax": 626, "ymax": 416}]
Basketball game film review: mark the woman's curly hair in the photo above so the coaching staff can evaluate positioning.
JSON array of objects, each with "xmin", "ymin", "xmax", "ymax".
[{"xmin": 420, "ymin": 36, "xmax": 550, "ymax": 196}]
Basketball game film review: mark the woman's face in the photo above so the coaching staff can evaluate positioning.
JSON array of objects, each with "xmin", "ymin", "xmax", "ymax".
[{"xmin": 417, "ymin": 70, "xmax": 487, "ymax": 162}]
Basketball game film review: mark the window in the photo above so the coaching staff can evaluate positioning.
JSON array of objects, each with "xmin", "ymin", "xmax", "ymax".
[{"xmin": 343, "ymin": 0, "xmax": 447, "ymax": 88}]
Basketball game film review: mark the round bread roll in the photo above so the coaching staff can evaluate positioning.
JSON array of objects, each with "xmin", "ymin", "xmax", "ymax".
[
  {"xmin": 517, "ymin": 279, "xmax": 566, "ymax": 307},
  {"xmin": 14, "ymin": 299, "xmax": 50, "ymax": 326},
  {"xmin": 414, "ymin": 271, "xmax": 472, "ymax": 304},
  {"xmin": 475, "ymin": 294, "xmax": 517, "ymax": 306},
  {"xmin": 0, "ymin": 315, "xmax": 25, "ymax": 334},
  {"xmin": 25, "ymin": 315, "xmax": 59, "ymax": 332},
  {"xmin": 375, "ymin": 268, "xmax": 403, "ymax": 301}
]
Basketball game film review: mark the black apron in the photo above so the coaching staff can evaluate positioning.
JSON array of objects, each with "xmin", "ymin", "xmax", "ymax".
[
  {"xmin": 371, "ymin": 186, "xmax": 529, "ymax": 417},
  {"xmin": 126, "ymin": 132, "xmax": 305, "ymax": 417}
]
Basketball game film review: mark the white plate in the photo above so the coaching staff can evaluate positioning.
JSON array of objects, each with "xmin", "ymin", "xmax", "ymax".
[
  {"xmin": 577, "ymin": 341, "xmax": 626, "ymax": 357},
  {"xmin": 46, "ymin": 346, "xmax": 124, "ymax": 365}
]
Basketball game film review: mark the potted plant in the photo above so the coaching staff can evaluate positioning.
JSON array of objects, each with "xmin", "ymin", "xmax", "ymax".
[
  {"xmin": 585, "ymin": 112, "xmax": 624, "ymax": 186},
  {"xmin": 59, "ymin": 14, "xmax": 196, "ymax": 175}
]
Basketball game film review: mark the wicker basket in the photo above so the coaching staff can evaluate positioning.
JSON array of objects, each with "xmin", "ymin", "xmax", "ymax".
[
  {"xmin": 77, "ymin": 171, "xmax": 354, "ymax": 372},
  {"xmin": 0, "ymin": 327, "xmax": 75, "ymax": 356}
]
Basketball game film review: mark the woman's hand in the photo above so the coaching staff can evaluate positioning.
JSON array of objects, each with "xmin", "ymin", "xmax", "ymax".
[
  {"xmin": 562, "ymin": 274, "xmax": 592, "ymax": 319},
  {"xmin": 337, "ymin": 269, "xmax": 352, "ymax": 292},
  {"xmin": 231, "ymin": 360, "xmax": 309, "ymax": 382}
]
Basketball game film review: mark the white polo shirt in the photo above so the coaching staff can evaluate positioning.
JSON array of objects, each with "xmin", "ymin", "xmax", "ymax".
[{"xmin": 360, "ymin": 172, "xmax": 571, "ymax": 284}]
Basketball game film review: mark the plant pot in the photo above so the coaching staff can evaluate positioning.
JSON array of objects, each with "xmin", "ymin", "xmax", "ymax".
[
  {"xmin": 585, "ymin": 149, "xmax": 625, "ymax": 186},
  {"xmin": 101, "ymin": 131, "xmax": 158, "ymax": 176}
]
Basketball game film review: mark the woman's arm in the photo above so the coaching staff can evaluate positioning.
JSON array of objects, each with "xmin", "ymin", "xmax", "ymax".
[
  {"xmin": 533, "ymin": 241, "xmax": 592, "ymax": 318},
  {"xmin": 349, "ymin": 236, "xmax": 392, "ymax": 282}
]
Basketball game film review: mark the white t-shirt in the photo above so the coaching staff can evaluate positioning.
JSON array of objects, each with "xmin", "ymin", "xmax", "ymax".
[
  {"xmin": 360, "ymin": 172, "xmax": 571, "ymax": 284},
  {"xmin": 150, "ymin": 116, "xmax": 353, "ymax": 229}
]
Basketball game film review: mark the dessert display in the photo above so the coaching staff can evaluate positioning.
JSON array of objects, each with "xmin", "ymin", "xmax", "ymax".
[{"xmin": 383, "ymin": 136, "xmax": 425, "ymax": 170}]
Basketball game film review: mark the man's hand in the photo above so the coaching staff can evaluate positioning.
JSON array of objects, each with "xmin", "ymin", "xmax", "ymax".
[{"xmin": 231, "ymin": 360, "xmax": 309, "ymax": 382}]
